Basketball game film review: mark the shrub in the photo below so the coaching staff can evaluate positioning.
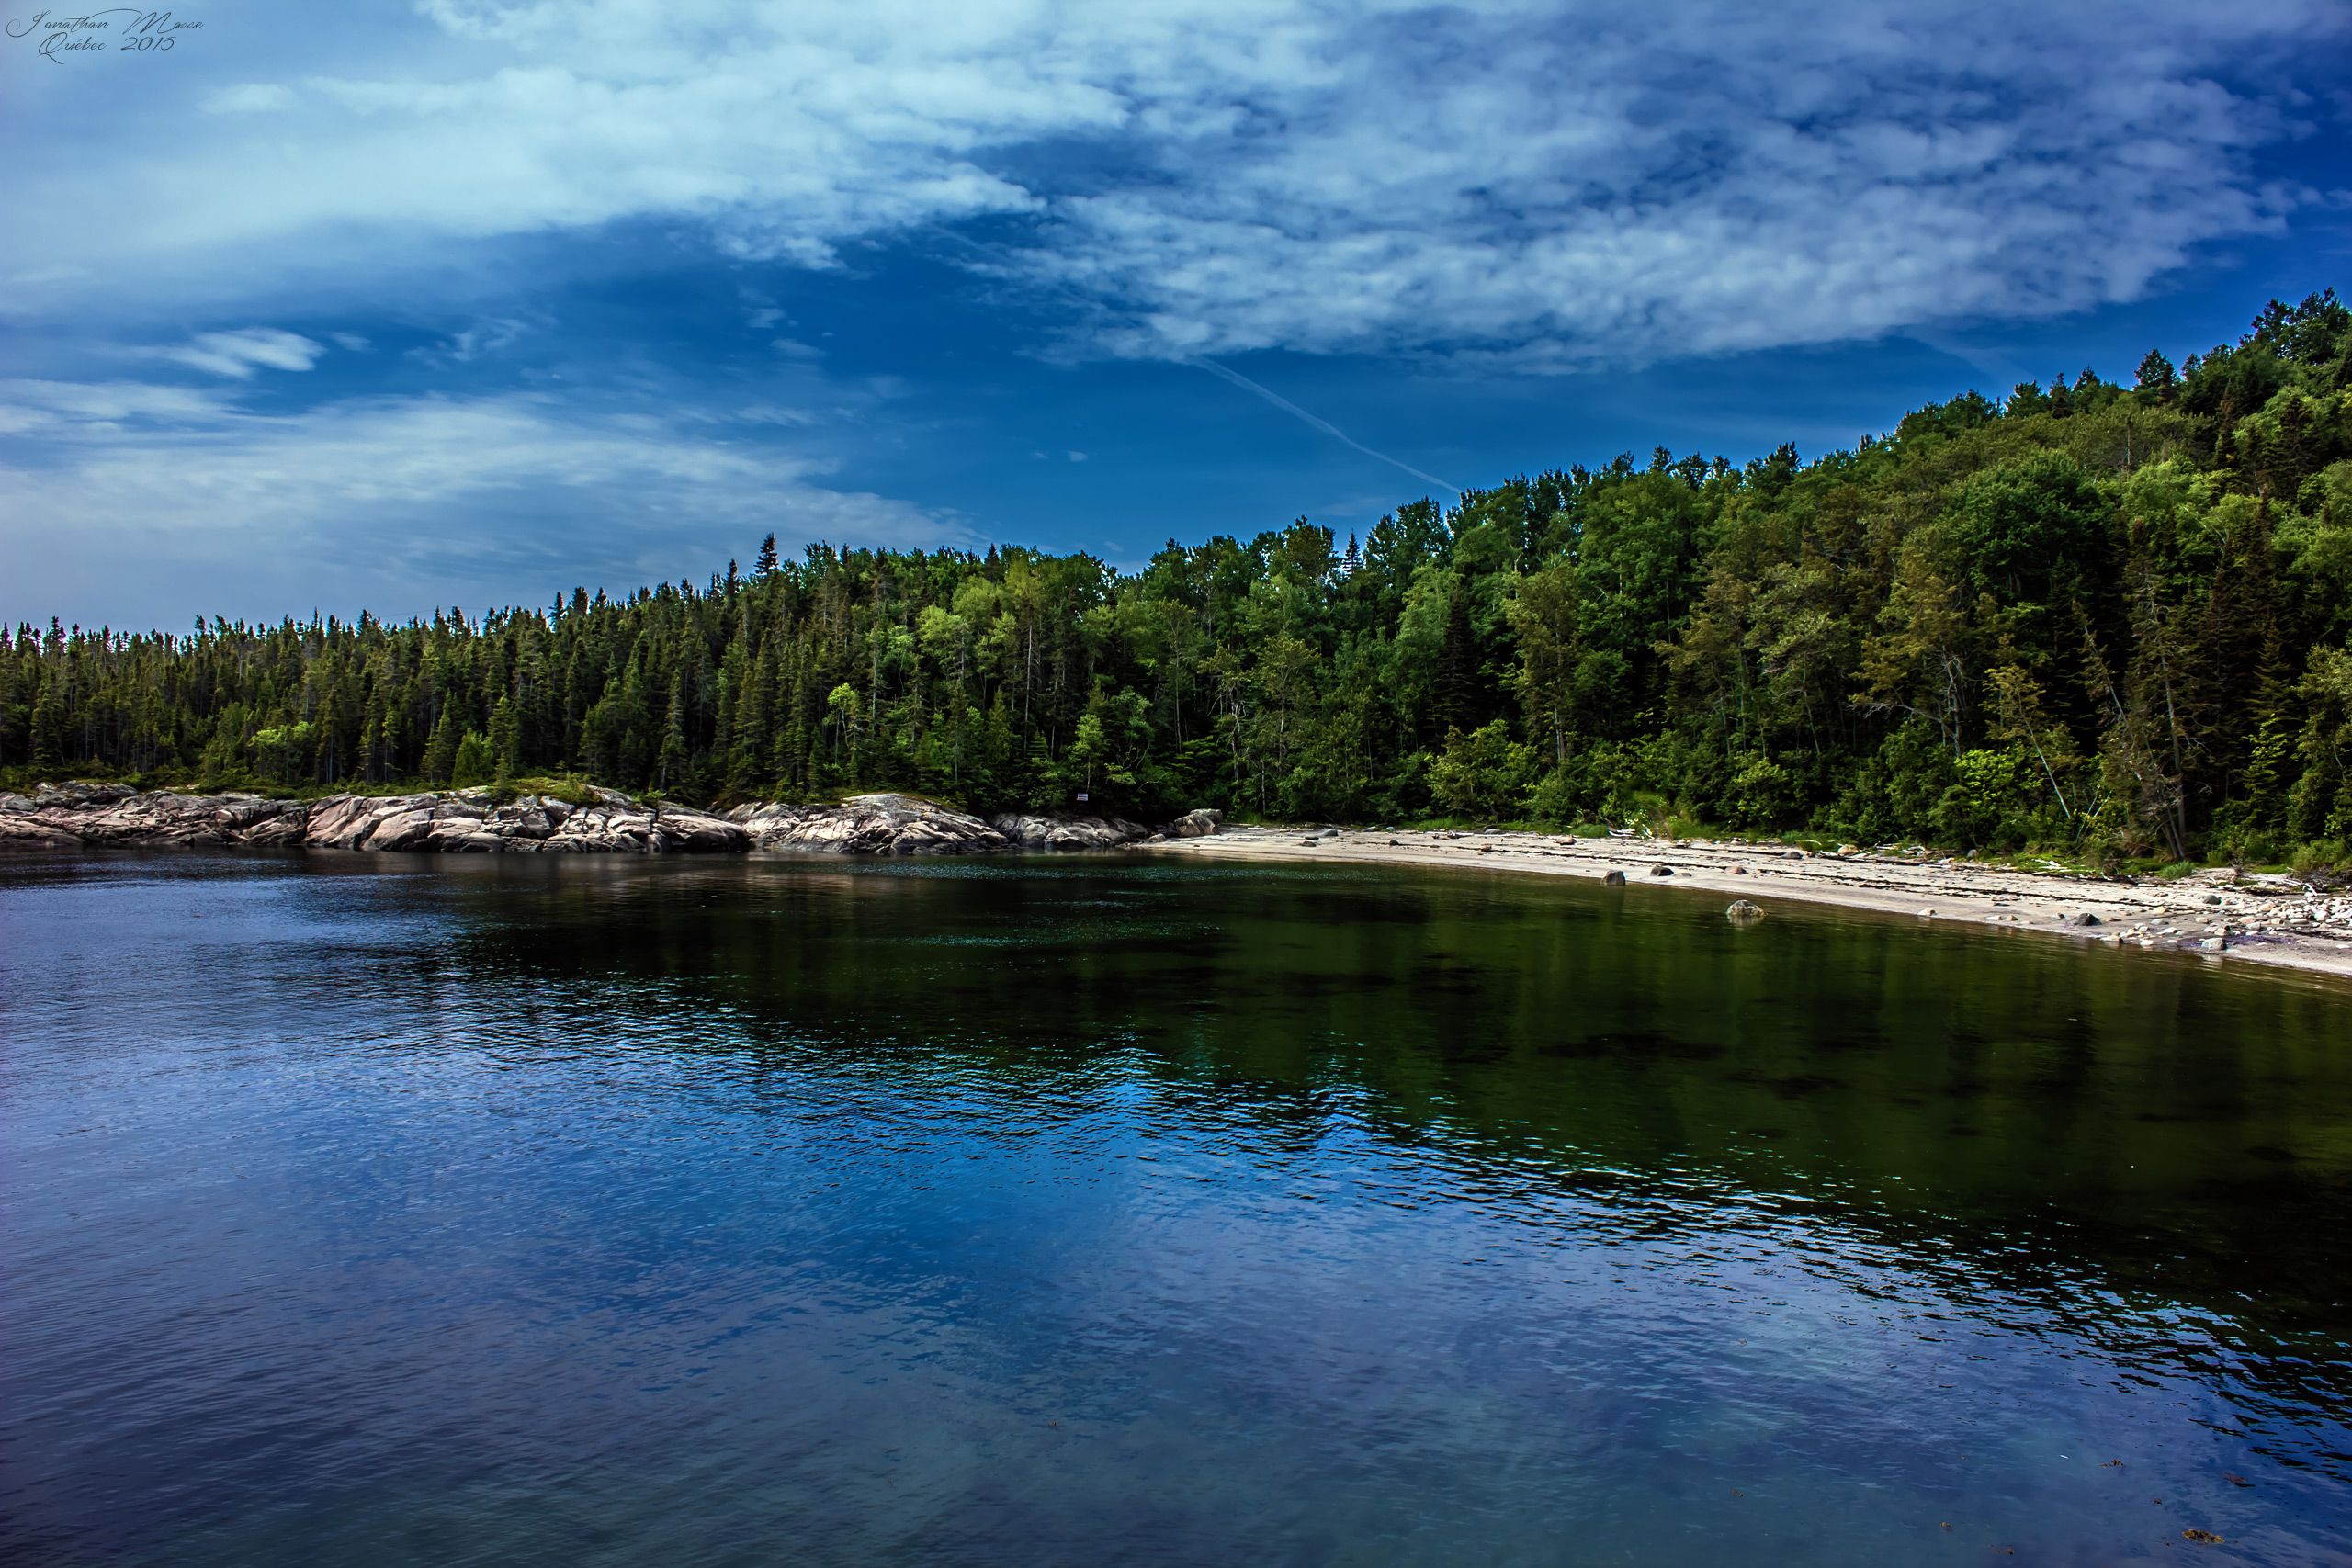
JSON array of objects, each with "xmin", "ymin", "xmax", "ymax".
[{"xmin": 1428, "ymin": 721, "xmax": 1535, "ymax": 820}]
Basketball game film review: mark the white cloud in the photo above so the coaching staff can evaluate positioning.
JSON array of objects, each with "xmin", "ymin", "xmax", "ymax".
[
  {"xmin": 735, "ymin": 404, "xmax": 822, "ymax": 428},
  {"xmin": 0, "ymin": 388, "xmax": 969, "ymax": 627},
  {"xmin": 0, "ymin": 379, "xmax": 239, "ymax": 436},
  {"xmin": 202, "ymin": 83, "xmax": 299, "ymax": 114},
  {"xmin": 411, "ymin": 318, "xmax": 531, "ymax": 367},
  {"xmin": 155, "ymin": 329, "xmax": 327, "ymax": 378},
  {"xmin": 1, "ymin": 1, "xmax": 2343, "ymax": 366}
]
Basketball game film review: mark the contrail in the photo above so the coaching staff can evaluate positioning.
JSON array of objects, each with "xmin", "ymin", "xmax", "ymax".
[{"xmin": 1191, "ymin": 357, "xmax": 1462, "ymax": 496}]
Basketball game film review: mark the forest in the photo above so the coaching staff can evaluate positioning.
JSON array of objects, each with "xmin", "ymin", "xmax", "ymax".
[{"xmin": 5, "ymin": 288, "xmax": 2351, "ymax": 868}]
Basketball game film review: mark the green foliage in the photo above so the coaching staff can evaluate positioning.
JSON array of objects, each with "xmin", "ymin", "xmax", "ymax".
[
  {"xmin": 450, "ymin": 730, "xmax": 494, "ymax": 788},
  {"xmin": 4, "ymin": 290, "xmax": 2350, "ymax": 865},
  {"xmin": 1429, "ymin": 722, "xmax": 1535, "ymax": 819},
  {"xmin": 1724, "ymin": 752, "xmax": 1802, "ymax": 830}
]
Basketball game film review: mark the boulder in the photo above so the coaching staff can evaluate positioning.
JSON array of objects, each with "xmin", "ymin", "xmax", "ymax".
[
  {"xmin": 1166, "ymin": 807, "xmax": 1222, "ymax": 839},
  {"xmin": 1725, "ymin": 899, "xmax": 1765, "ymax": 925},
  {"xmin": 363, "ymin": 807, "xmax": 440, "ymax": 852}
]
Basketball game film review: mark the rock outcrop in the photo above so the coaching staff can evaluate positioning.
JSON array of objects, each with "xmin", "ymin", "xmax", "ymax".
[
  {"xmin": 730, "ymin": 794, "xmax": 1005, "ymax": 855},
  {"xmin": 2, "ymin": 782, "xmax": 1213, "ymax": 859},
  {"xmin": 0, "ymin": 784, "xmax": 745, "ymax": 855},
  {"xmin": 989, "ymin": 812, "xmax": 1152, "ymax": 851},
  {"xmin": 1, "ymin": 784, "xmax": 311, "ymax": 850},
  {"xmin": 304, "ymin": 789, "xmax": 746, "ymax": 854}
]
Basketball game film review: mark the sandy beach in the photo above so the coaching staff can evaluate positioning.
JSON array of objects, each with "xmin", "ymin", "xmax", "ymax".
[{"xmin": 1142, "ymin": 825, "xmax": 2352, "ymax": 983}]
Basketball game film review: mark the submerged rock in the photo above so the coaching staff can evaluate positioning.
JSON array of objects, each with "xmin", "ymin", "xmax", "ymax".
[{"xmin": 1725, "ymin": 899, "xmax": 1766, "ymax": 925}]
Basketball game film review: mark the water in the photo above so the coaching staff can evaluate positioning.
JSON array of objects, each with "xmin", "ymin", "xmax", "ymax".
[{"xmin": 4, "ymin": 852, "xmax": 2349, "ymax": 1567}]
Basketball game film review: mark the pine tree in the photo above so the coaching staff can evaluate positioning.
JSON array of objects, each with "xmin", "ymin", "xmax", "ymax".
[
  {"xmin": 489, "ymin": 696, "xmax": 522, "ymax": 781},
  {"xmin": 29, "ymin": 671, "xmax": 65, "ymax": 772},
  {"xmin": 656, "ymin": 671, "xmax": 687, "ymax": 793},
  {"xmin": 421, "ymin": 701, "xmax": 460, "ymax": 784},
  {"xmin": 450, "ymin": 730, "xmax": 492, "ymax": 788}
]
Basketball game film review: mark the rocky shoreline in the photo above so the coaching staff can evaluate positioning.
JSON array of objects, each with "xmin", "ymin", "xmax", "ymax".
[
  {"xmin": 1143, "ymin": 824, "xmax": 2352, "ymax": 982},
  {"xmin": 0, "ymin": 783, "xmax": 1222, "ymax": 858},
  {"xmin": 17, "ymin": 783, "xmax": 2346, "ymax": 981}
]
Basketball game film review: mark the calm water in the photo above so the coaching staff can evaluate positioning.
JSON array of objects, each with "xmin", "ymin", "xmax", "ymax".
[{"xmin": 4, "ymin": 853, "xmax": 2350, "ymax": 1566}]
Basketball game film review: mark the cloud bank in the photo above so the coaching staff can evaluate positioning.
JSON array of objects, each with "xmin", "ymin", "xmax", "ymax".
[
  {"xmin": 0, "ymin": 380, "xmax": 962, "ymax": 627},
  {"xmin": 5, "ymin": 0, "xmax": 2339, "ymax": 364},
  {"xmin": 3, "ymin": 0, "xmax": 2343, "ymax": 627}
]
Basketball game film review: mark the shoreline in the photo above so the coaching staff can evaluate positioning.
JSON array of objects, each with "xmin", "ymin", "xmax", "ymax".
[
  {"xmin": 0, "ymin": 784, "xmax": 1189, "ymax": 858},
  {"xmin": 1139, "ymin": 825, "xmax": 2352, "ymax": 984},
  {"xmin": 9, "ymin": 782, "xmax": 2350, "ymax": 983}
]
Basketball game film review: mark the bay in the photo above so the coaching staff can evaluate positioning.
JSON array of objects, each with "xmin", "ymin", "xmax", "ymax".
[{"xmin": 3, "ymin": 852, "xmax": 2347, "ymax": 1565}]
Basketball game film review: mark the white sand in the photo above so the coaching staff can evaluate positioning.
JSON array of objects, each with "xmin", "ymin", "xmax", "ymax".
[{"xmin": 1142, "ymin": 825, "xmax": 2352, "ymax": 983}]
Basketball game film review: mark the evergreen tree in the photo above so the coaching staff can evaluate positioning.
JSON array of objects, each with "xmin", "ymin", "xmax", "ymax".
[
  {"xmin": 2, "ymin": 286, "xmax": 2347, "ymax": 865},
  {"xmin": 421, "ymin": 702, "xmax": 460, "ymax": 784}
]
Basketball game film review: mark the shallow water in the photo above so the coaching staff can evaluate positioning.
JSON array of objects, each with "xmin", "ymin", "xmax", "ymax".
[{"xmin": 3, "ymin": 851, "xmax": 2348, "ymax": 1566}]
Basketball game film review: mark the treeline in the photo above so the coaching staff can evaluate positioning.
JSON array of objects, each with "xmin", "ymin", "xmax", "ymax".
[{"xmin": 6, "ymin": 289, "xmax": 2351, "ymax": 865}]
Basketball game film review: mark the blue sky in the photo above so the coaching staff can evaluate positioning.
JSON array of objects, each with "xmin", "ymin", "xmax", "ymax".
[{"xmin": 3, "ymin": 0, "xmax": 2348, "ymax": 631}]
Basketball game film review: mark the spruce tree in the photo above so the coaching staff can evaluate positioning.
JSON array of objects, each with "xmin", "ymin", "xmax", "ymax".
[{"xmin": 421, "ymin": 702, "xmax": 460, "ymax": 784}]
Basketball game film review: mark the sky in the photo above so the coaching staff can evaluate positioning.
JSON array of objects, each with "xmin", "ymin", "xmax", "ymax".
[{"xmin": 3, "ymin": 0, "xmax": 2348, "ymax": 633}]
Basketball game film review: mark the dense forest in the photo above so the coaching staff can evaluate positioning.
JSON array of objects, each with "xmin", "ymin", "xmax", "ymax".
[{"xmin": 6, "ymin": 289, "xmax": 2352, "ymax": 866}]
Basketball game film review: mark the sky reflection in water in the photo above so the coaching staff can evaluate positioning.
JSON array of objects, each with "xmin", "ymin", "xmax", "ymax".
[{"xmin": 3, "ymin": 852, "xmax": 2348, "ymax": 1566}]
